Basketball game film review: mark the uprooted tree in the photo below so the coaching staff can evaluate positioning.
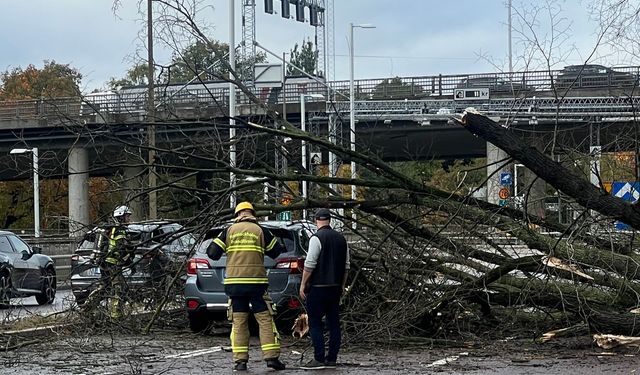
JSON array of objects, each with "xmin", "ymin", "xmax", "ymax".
[{"xmin": 19, "ymin": 0, "xmax": 640, "ymax": 345}]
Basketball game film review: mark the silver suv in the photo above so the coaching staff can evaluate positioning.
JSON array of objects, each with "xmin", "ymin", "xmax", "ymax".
[
  {"xmin": 184, "ymin": 221, "xmax": 315, "ymax": 332},
  {"xmin": 70, "ymin": 221, "xmax": 195, "ymax": 305}
]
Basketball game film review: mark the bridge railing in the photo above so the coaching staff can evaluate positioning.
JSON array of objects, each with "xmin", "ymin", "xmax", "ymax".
[{"xmin": 0, "ymin": 66, "xmax": 638, "ymax": 122}]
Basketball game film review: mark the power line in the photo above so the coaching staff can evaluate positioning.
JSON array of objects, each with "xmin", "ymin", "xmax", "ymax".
[{"xmin": 333, "ymin": 54, "xmax": 478, "ymax": 61}]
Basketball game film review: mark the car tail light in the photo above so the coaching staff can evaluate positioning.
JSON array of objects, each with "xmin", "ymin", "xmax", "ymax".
[
  {"xmin": 71, "ymin": 254, "xmax": 79, "ymax": 262},
  {"xmin": 287, "ymin": 298, "xmax": 301, "ymax": 309},
  {"xmin": 275, "ymin": 257, "xmax": 304, "ymax": 274},
  {"xmin": 186, "ymin": 299, "xmax": 200, "ymax": 310},
  {"xmin": 187, "ymin": 258, "xmax": 211, "ymax": 275}
]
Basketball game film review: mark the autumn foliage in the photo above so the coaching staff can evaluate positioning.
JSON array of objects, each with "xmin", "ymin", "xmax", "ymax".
[{"xmin": 0, "ymin": 60, "xmax": 82, "ymax": 100}]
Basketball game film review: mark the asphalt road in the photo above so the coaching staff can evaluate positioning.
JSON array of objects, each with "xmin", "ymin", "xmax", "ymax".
[
  {"xmin": 0, "ymin": 289, "xmax": 74, "ymax": 323},
  {"xmin": 4, "ymin": 332, "xmax": 640, "ymax": 374}
]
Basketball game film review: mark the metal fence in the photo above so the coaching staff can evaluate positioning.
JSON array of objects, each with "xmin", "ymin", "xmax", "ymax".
[{"xmin": 0, "ymin": 66, "xmax": 639, "ymax": 122}]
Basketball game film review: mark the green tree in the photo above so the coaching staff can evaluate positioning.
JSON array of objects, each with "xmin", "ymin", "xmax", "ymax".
[
  {"xmin": 109, "ymin": 39, "xmax": 267, "ymax": 87},
  {"xmin": 166, "ymin": 39, "xmax": 266, "ymax": 83},
  {"xmin": 287, "ymin": 39, "xmax": 317, "ymax": 76},
  {"xmin": 0, "ymin": 60, "xmax": 82, "ymax": 100},
  {"xmin": 107, "ymin": 63, "xmax": 149, "ymax": 89},
  {"xmin": 371, "ymin": 77, "xmax": 425, "ymax": 99}
]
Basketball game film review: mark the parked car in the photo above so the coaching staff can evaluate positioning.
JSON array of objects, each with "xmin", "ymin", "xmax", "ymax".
[
  {"xmin": 0, "ymin": 230, "xmax": 56, "ymax": 307},
  {"xmin": 70, "ymin": 221, "xmax": 195, "ymax": 305},
  {"xmin": 184, "ymin": 220, "xmax": 316, "ymax": 333},
  {"xmin": 555, "ymin": 64, "xmax": 638, "ymax": 89},
  {"xmin": 456, "ymin": 76, "xmax": 532, "ymax": 94}
]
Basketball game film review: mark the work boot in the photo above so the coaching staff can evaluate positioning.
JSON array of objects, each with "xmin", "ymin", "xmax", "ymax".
[
  {"xmin": 266, "ymin": 358, "xmax": 286, "ymax": 370},
  {"xmin": 325, "ymin": 360, "xmax": 337, "ymax": 369},
  {"xmin": 233, "ymin": 361, "xmax": 247, "ymax": 372}
]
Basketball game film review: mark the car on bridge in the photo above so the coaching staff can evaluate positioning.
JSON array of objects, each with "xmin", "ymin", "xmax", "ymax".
[
  {"xmin": 456, "ymin": 76, "xmax": 533, "ymax": 95},
  {"xmin": 184, "ymin": 220, "xmax": 315, "ymax": 333},
  {"xmin": 0, "ymin": 231, "xmax": 56, "ymax": 307},
  {"xmin": 70, "ymin": 221, "xmax": 195, "ymax": 305},
  {"xmin": 555, "ymin": 64, "xmax": 638, "ymax": 89}
]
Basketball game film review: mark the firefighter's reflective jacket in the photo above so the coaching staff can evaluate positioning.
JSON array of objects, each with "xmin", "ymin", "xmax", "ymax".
[
  {"xmin": 207, "ymin": 214, "xmax": 284, "ymax": 285},
  {"xmin": 105, "ymin": 225, "xmax": 129, "ymax": 265}
]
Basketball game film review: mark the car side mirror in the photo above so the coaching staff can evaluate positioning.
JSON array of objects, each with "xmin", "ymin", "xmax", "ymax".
[{"xmin": 21, "ymin": 250, "xmax": 31, "ymax": 260}]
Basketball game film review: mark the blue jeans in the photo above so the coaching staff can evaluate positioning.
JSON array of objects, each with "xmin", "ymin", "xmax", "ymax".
[{"xmin": 306, "ymin": 286, "xmax": 342, "ymax": 362}]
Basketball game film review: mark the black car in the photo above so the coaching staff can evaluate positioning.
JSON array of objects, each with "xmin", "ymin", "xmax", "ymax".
[
  {"xmin": 555, "ymin": 64, "xmax": 638, "ymax": 89},
  {"xmin": 184, "ymin": 221, "xmax": 316, "ymax": 332},
  {"xmin": 456, "ymin": 76, "xmax": 532, "ymax": 94},
  {"xmin": 0, "ymin": 230, "xmax": 56, "ymax": 307},
  {"xmin": 70, "ymin": 221, "xmax": 195, "ymax": 305}
]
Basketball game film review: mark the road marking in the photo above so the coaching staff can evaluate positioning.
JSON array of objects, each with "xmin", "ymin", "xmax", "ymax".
[{"xmin": 165, "ymin": 346, "xmax": 223, "ymax": 359}]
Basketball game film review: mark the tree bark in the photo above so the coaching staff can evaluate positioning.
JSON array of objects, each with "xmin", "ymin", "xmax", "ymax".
[{"xmin": 455, "ymin": 112, "xmax": 640, "ymax": 230}]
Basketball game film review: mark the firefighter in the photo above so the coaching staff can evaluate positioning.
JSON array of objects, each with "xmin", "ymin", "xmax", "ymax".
[
  {"xmin": 207, "ymin": 201, "xmax": 286, "ymax": 372},
  {"xmin": 103, "ymin": 205, "xmax": 133, "ymax": 319}
]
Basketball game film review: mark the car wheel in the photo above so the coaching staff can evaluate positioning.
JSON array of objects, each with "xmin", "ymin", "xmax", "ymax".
[
  {"xmin": 188, "ymin": 311, "xmax": 212, "ymax": 333},
  {"xmin": 35, "ymin": 268, "xmax": 56, "ymax": 305},
  {"xmin": 0, "ymin": 272, "xmax": 11, "ymax": 308}
]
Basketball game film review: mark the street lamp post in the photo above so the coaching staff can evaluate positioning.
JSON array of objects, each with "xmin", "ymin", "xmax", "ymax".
[
  {"xmin": 10, "ymin": 148, "xmax": 39, "ymax": 237},
  {"xmin": 349, "ymin": 22, "xmax": 375, "ymax": 229},
  {"xmin": 300, "ymin": 93, "xmax": 325, "ymax": 216}
]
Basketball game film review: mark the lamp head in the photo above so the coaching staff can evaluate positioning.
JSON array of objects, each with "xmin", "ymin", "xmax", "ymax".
[{"xmin": 10, "ymin": 148, "xmax": 31, "ymax": 154}]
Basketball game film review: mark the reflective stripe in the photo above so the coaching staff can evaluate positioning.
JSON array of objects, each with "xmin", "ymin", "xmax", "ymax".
[
  {"xmin": 224, "ymin": 277, "xmax": 269, "ymax": 285},
  {"xmin": 213, "ymin": 237, "xmax": 226, "ymax": 251},
  {"xmin": 266, "ymin": 237, "xmax": 277, "ymax": 251},
  {"xmin": 105, "ymin": 257, "xmax": 118, "ymax": 264},
  {"xmin": 227, "ymin": 245, "xmax": 263, "ymax": 253},
  {"xmin": 261, "ymin": 344, "xmax": 280, "ymax": 351},
  {"xmin": 232, "ymin": 346, "xmax": 249, "ymax": 353}
]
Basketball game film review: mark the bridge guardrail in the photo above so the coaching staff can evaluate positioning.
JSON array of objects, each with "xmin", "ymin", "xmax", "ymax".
[{"xmin": 1, "ymin": 66, "xmax": 638, "ymax": 123}]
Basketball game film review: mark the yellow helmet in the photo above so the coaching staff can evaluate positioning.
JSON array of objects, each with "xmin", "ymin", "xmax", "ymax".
[{"xmin": 235, "ymin": 201, "xmax": 255, "ymax": 215}]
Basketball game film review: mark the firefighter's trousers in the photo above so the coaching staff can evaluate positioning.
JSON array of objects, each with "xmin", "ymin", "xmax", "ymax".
[
  {"xmin": 102, "ymin": 262, "xmax": 125, "ymax": 319},
  {"xmin": 229, "ymin": 290, "xmax": 281, "ymax": 362}
]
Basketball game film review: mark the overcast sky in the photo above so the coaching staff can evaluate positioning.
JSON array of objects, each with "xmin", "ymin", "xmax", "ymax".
[{"xmin": 0, "ymin": 0, "xmax": 623, "ymax": 92}]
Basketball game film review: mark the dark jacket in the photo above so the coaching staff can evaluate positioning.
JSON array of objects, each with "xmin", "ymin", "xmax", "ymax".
[{"xmin": 309, "ymin": 226, "xmax": 348, "ymax": 287}]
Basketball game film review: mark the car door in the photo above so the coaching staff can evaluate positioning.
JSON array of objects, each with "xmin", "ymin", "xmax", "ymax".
[
  {"xmin": 0, "ymin": 235, "xmax": 27, "ymax": 290},
  {"xmin": 7, "ymin": 235, "xmax": 41, "ymax": 291}
]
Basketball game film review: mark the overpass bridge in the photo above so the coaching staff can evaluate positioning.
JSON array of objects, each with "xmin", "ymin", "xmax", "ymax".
[{"xmin": 0, "ymin": 66, "xmax": 638, "ymax": 235}]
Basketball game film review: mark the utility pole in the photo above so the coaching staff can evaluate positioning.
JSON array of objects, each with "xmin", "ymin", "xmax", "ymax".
[
  {"xmin": 147, "ymin": 0, "xmax": 157, "ymax": 219},
  {"xmin": 229, "ymin": 0, "xmax": 237, "ymax": 209}
]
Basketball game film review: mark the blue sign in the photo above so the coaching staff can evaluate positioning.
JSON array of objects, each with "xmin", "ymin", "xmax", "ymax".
[
  {"xmin": 500, "ymin": 172, "xmax": 513, "ymax": 186},
  {"xmin": 612, "ymin": 182, "xmax": 640, "ymax": 230}
]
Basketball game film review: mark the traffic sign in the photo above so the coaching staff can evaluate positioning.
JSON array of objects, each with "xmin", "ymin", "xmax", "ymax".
[
  {"xmin": 498, "ymin": 187, "xmax": 510, "ymax": 200},
  {"xmin": 498, "ymin": 199, "xmax": 508, "ymax": 206},
  {"xmin": 453, "ymin": 88, "xmax": 490, "ymax": 101},
  {"xmin": 612, "ymin": 182, "xmax": 640, "ymax": 230},
  {"xmin": 277, "ymin": 211, "xmax": 292, "ymax": 221},
  {"xmin": 613, "ymin": 182, "xmax": 640, "ymax": 201},
  {"xmin": 500, "ymin": 172, "xmax": 513, "ymax": 186},
  {"xmin": 310, "ymin": 152, "xmax": 321, "ymax": 164}
]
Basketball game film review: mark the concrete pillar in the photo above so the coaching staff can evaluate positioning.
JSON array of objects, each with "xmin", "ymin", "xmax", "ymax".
[
  {"xmin": 68, "ymin": 147, "xmax": 90, "ymax": 238},
  {"xmin": 523, "ymin": 167, "xmax": 547, "ymax": 218},
  {"xmin": 123, "ymin": 165, "xmax": 145, "ymax": 221},
  {"xmin": 523, "ymin": 136, "xmax": 547, "ymax": 219},
  {"xmin": 486, "ymin": 142, "xmax": 510, "ymax": 205}
]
